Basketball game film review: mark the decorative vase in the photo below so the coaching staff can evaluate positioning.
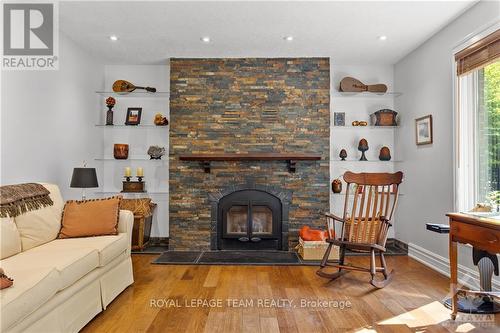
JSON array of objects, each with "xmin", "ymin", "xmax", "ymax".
[
  {"xmin": 332, "ymin": 179, "xmax": 342, "ymax": 193},
  {"xmin": 379, "ymin": 146, "xmax": 391, "ymax": 161},
  {"xmin": 106, "ymin": 105, "xmax": 114, "ymax": 126},
  {"xmin": 339, "ymin": 149, "xmax": 347, "ymax": 161},
  {"xmin": 113, "ymin": 144, "xmax": 129, "ymax": 159},
  {"xmin": 358, "ymin": 138, "xmax": 369, "ymax": 161}
]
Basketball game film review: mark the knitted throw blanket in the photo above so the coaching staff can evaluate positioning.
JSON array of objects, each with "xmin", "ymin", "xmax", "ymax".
[{"xmin": 0, "ymin": 183, "xmax": 53, "ymax": 218}]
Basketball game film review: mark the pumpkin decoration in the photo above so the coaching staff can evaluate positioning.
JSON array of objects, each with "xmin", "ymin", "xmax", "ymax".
[{"xmin": 299, "ymin": 226, "xmax": 330, "ymax": 241}]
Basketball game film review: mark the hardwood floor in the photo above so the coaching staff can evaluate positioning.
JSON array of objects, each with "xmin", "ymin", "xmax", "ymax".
[{"xmin": 82, "ymin": 255, "xmax": 499, "ymax": 332}]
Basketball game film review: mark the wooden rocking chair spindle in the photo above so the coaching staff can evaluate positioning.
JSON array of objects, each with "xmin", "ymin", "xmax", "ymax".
[{"xmin": 317, "ymin": 171, "xmax": 404, "ymax": 288}]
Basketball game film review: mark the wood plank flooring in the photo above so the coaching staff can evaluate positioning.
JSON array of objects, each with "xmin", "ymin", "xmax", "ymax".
[{"xmin": 82, "ymin": 255, "xmax": 499, "ymax": 332}]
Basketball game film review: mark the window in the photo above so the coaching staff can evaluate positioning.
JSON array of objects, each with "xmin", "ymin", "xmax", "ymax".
[{"xmin": 455, "ymin": 29, "xmax": 500, "ymax": 212}]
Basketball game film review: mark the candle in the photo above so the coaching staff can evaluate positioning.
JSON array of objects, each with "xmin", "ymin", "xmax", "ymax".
[
  {"xmin": 124, "ymin": 167, "xmax": 131, "ymax": 177},
  {"xmin": 136, "ymin": 167, "xmax": 144, "ymax": 177}
]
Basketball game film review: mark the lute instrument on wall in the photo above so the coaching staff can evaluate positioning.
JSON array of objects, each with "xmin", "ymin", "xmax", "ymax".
[
  {"xmin": 339, "ymin": 77, "xmax": 387, "ymax": 93},
  {"xmin": 112, "ymin": 80, "xmax": 157, "ymax": 93}
]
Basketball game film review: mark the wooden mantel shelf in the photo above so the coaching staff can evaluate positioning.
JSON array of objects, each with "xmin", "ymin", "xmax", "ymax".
[{"xmin": 179, "ymin": 153, "xmax": 321, "ymax": 173}]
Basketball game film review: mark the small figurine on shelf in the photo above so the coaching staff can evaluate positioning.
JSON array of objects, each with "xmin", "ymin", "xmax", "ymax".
[
  {"xmin": 339, "ymin": 149, "xmax": 347, "ymax": 161},
  {"xmin": 332, "ymin": 178, "xmax": 342, "ymax": 193},
  {"xmin": 379, "ymin": 146, "xmax": 391, "ymax": 161},
  {"xmin": 147, "ymin": 146, "xmax": 165, "ymax": 160},
  {"xmin": 358, "ymin": 138, "xmax": 369, "ymax": 161},
  {"xmin": 105, "ymin": 96, "xmax": 116, "ymax": 126},
  {"xmin": 154, "ymin": 113, "xmax": 169, "ymax": 126}
]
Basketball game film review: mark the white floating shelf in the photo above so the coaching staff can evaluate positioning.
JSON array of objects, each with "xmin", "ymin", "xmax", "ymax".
[
  {"xmin": 332, "ymin": 91, "xmax": 402, "ymax": 98},
  {"xmin": 95, "ymin": 124, "xmax": 168, "ymax": 128},
  {"xmin": 94, "ymin": 157, "xmax": 167, "ymax": 162},
  {"xmin": 95, "ymin": 91, "xmax": 169, "ymax": 98},
  {"xmin": 331, "ymin": 125, "xmax": 399, "ymax": 129},
  {"xmin": 331, "ymin": 160, "xmax": 403, "ymax": 163}
]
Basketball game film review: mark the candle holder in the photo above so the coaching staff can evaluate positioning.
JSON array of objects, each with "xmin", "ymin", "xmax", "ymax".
[
  {"xmin": 137, "ymin": 176, "xmax": 143, "ymax": 183},
  {"xmin": 125, "ymin": 176, "xmax": 131, "ymax": 182}
]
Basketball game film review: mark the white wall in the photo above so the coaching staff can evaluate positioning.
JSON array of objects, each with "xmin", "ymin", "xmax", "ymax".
[
  {"xmin": 330, "ymin": 64, "xmax": 397, "ymax": 239},
  {"xmin": 101, "ymin": 65, "xmax": 169, "ymax": 237},
  {"xmin": 1, "ymin": 33, "xmax": 104, "ymax": 200},
  {"xmin": 394, "ymin": 0, "xmax": 500, "ymax": 288}
]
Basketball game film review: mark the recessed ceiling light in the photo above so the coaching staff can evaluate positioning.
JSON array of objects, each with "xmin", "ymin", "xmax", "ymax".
[
  {"xmin": 284, "ymin": 36, "xmax": 294, "ymax": 41},
  {"xmin": 378, "ymin": 35, "xmax": 387, "ymax": 41},
  {"xmin": 201, "ymin": 36, "xmax": 211, "ymax": 43},
  {"xmin": 109, "ymin": 35, "xmax": 118, "ymax": 41}
]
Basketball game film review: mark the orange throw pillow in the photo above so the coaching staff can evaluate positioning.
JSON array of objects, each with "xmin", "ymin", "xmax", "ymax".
[{"xmin": 58, "ymin": 196, "xmax": 122, "ymax": 238}]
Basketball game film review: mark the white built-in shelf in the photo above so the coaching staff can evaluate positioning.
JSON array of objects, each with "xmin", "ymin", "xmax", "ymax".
[
  {"xmin": 331, "ymin": 125, "xmax": 399, "ymax": 129},
  {"xmin": 95, "ymin": 91, "xmax": 170, "ymax": 98},
  {"xmin": 95, "ymin": 191, "xmax": 168, "ymax": 195},
  {"xmin": 95, "ymin": 157, "xmax": 167, "ymax": 162},
  {"xmin": 95, "ymin": 124, "xmax": 168, "ymax": 128},
  {"xmin": 332, "ymin": 91, "xmax": 402, "ymax": 98},
  {"xmin": 331, "ymin": 159, "xmax": 403, "ymax": 163}
]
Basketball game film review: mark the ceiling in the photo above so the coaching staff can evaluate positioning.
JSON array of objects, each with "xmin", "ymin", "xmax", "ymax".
[{"xmin": 60, "ymin": 1, "xmax": 477, "ymax": 65}]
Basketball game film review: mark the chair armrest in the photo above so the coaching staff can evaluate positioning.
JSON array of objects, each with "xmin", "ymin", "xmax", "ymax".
[
  {"xmin": 380, "ymin": 216, "xmax": 392, "ymax": 226},
  {"xmin": 325, "ymin": 212, "xmax": 346, "ymax": 223},
  {"xmin": 118, "ymin": 210, "xmax": 134, "ymax": 256}
]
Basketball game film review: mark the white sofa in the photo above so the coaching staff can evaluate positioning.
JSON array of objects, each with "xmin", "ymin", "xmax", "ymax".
[{"xmin": 0, "ymin": 184, "xmax": 134, "ymax": 332}]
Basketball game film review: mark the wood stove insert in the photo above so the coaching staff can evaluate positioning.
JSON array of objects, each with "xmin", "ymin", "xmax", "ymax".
[{"xmin": 218, "ymin": 190, "xmax": 282, "ymax": 250}]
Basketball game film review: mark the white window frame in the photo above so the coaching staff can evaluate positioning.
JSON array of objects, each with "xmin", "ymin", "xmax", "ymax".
[{"xmin": 453, "ymin": 21, "xmax": 500, "ymax": 212}]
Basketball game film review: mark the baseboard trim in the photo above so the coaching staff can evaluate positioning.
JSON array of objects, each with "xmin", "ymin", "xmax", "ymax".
[{"xmin": 408, "ymin": 242, "xmax": 499, "ymax": 291}]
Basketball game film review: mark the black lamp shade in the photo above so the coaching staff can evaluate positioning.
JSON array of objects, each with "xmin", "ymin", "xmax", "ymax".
[{"xmin": 70, "ymin": 168, "xmax": 99, "ymax": 188}]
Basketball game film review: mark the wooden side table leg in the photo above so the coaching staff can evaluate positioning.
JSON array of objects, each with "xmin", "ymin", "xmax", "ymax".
[{"xmin": 450, "ymin": 235, "xmax": 458, "ymax": 320}]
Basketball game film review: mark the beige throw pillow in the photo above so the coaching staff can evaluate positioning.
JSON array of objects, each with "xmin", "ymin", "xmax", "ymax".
[
  {"xmin": 58, "ymin": 196, "xmax": 122, "ymax": 238},
  {"xmin": 0, "ymin": 218, "xmax": 22, "ymax": 259},
  {"xmin": 14, "ymin": 183, "xmax": 64, "ymax": 251}
]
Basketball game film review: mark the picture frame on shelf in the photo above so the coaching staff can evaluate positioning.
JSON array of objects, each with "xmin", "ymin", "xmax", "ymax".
[
  {"xmin": 125, "ymin": 107, "xmax": 142, "ymax": 125},
  {"xmin": 415, "ymin": 114, "xmax": 433, "ymax": 145},
  {"xmin": 334, "ymin": 112, "xmax": 345, "ymax": 126}
]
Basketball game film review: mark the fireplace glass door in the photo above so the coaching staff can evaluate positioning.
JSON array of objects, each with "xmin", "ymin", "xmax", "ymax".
[{"xmin": 218, "ymin": 190, "xmax": 282, "ymax": 250}]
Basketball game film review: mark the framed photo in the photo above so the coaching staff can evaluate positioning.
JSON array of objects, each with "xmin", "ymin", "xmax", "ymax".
[
  {"xmin": 125, "ymin": 107, "xmax": 142, "ymax": 125},
  {"xmin": 415, "ymin": 115, "xmax": 433, "ymax": 145},
  {"xmin": 334, "ymin": 112, "xmax": 345, "ymax": 126}
]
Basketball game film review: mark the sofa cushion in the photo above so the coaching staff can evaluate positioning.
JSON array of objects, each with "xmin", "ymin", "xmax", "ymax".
[
  {"xmin": 48, "ymin": 233, "xmax": 128, "ymax": 267},
  {"xmin": 58, "ymin": 196, "xmax": 122, "ymax": 238},
  {"xmin": 14, "ymin": 183, "xmax": 64, "ymax": 251},
  {"xmin": 1, "ymin": 244, "xmax": 99, "ymax": 291},
  {"xmin": 0, "ymin": 266, "xmax": 59, "ymax": 331},
  {"xmin": 0, "ymin": 217, "xmax": 21, "ymax": 259}
]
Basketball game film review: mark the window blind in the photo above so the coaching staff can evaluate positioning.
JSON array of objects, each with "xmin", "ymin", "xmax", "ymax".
[{"xmin": 455, "ymin": 29, "xmax": 500, "ymax": 76}]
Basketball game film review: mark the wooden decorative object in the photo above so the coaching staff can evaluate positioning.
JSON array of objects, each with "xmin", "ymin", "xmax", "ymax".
[
  {"xmin": 379, "ymin": 146, "xmax": 391, "ymax": 161},
  {"xmin": 317, "ymin": 171, "xmax": 404, "ymax": 288},
  {"xmin": 113, "ymin": 144, "xmax": 129, "ymax": 159},
  {"xmin": 358, "ymin": 139, "xmax": 369, "ymax": 161},
  {"xmin": 371, "ymin": 109, "xmax": 398, "ymax": 126},
  {"xmin": 339, "ymin": 149, "xmax": 347, "ymax": 161},
  {"xmin": 122, "ymin": 181, "xmax": 145, "ymax": 193},
  {"xmin": 339, "ymin": 77, "xmax": 388, "ymax": 93},
  {"xmin": 332, "ymin": 179, "xmax": 342, "ymax": 193},
  {"xmin": 112, "ymin": 80, "xmax": 156, "ymax": 93}
]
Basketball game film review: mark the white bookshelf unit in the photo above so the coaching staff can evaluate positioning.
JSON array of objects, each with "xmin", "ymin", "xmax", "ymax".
[{"xmin": 94, "ymin": 90, "xmax": 170, "ymax": 238}]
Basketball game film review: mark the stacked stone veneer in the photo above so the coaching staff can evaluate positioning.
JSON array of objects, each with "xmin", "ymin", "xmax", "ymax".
[{"xmin": 169, "ymin": 58, "xmax": 330, "ymax": 250}]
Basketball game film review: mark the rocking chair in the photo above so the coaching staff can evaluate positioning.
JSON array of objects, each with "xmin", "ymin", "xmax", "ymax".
[{"xmin": 317, "ymin": 171, "xmax": 404, "ymax": 288}]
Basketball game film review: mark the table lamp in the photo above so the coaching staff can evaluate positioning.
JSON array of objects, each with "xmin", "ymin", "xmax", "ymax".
[{"xmin": 70, "ymin": 167, "xmax": 98, "ymax": 200}]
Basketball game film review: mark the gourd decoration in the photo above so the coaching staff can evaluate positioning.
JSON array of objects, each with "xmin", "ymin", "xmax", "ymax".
[{"xmin": 358, "ymin": 138, "xmax": 369, "ymax": 161}]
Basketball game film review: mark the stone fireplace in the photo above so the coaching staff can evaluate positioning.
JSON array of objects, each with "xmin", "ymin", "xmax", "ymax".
[{"xmin": 169, "ymin": 58, "xmax": 330, "ymax": 251}]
